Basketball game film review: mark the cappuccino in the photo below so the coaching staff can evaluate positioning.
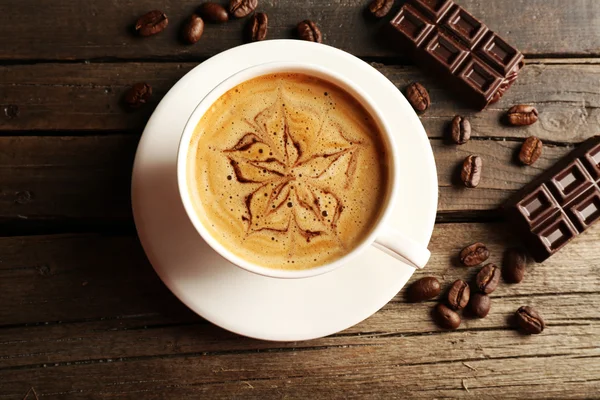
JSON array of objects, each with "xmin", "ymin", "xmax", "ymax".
[{"xmin": 187, "ymin": 73, "xmax": 389, "ymax": 270}]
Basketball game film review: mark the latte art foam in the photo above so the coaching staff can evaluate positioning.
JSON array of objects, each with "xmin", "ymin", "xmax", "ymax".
[{"xmin": 187, "ymin": 73, "xmax": 389, "ymax": 270}]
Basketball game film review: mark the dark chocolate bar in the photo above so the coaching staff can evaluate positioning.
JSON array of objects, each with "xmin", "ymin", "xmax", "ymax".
[
  {"xmin": 504, "ymin": 136, "xmax": 600, "ymax": 262},
  {"xmin": 389, "ymin": 0, "xmax": 524, "ymax": 109}
]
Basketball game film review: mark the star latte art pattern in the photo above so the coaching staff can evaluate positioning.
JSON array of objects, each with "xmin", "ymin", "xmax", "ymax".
[{"xmin": 224, "ymin": 92, "xmax": 365, "ymax": 247}]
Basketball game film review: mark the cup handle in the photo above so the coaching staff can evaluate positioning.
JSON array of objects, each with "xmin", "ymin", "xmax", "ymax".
[{"xmin": 373, "ymin": 226, "xmax": 431, "ymax": 269}]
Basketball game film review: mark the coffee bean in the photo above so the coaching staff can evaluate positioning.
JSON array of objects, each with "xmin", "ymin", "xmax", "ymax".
[
  {"xmin": 469, "ymin": 293, "xmax": 491, "ymax": 318},
  {"xmin": 182, "ymin": 15, "xmax": 204, "ymax": 44},
  {"xmin": 248, "ymin": 12, "xmax": 268, "ymax": 42},
  {"xmin": 135, "ymin": 10, "xmax": 168, "ymax": 37},
  {"xmin": 507, "ymin": 105, "xmax": 538, "ymax": 126},
  {"xmin": 3, "ymin": 105, "xmax": 19, "ymax": 119},
  {"xmin": 515, "ymin": 306, "xmax": 545, "ymax": 334},
  {"xmin": 368, "ymin": 0, "xmax": 394, "ymax": 18},
  {"xmin": 297, "ymin": 20, "xmax": 322, "ymax": 43},
  {"xmin": 476, "ymin": 263, "xmax": 500, "ymax": 294},
  {"xmin": 124, "ymin": 82, "xmax": 152, "ymax": 108},
  {"xmin": 460, "ymin": 155, "xmax": 482, "ymax": 188},
  {"xmin": 405, "ymin": 82, "xmax": 430, "ymax": 112},
  {"xmin": 229, "ymin": 0, "xmax": 258, "ymax": 18},
  {"xmin": 406, "ymin": 277, "xmax": 441, "ymax": 302},
  {"xmin": 460, "ymin": 242, "xmax": 489, "ymax": 267},
  {"xmin": 434, "ymin": 303, "xmax": 461, "ymax": 329},
  {"xmin": 447, "ymin": 279, "xmax": 470, "ymax": 310},
  {"xmin": 503, "ymin": 247, "xmax": 527, "ymax": 283},
  {"xmin": 519, "ymin": 136, "xmax": 543, "ymax": 165},
  {"xmin": 450, "ymin": 115, "xmax": 471, "ymax": 144},
  {"xmin": 198, "ymin": 2, "xmax": 229, "ymax": 23}
]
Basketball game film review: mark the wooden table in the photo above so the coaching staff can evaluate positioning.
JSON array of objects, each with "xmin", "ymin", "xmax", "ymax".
[{"xmin": 1, "ymin": 1, "xmax": 599, "ymax": 398}]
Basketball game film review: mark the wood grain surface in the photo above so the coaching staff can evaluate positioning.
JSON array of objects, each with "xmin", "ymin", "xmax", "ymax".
[
  {"xmin": 0, "ymin": 0, "xmax": 599, "ymax": 60},
  {"xmin": 2, "ymin": 61, "xmax": 599, "ymax": 137},
  {"xmin": 1, "ymin": 0, "xmax": 599, "ymax": 398},
  {"xmin": 1, "ymin": 223, "xmax": 598, "ymax": 398}
]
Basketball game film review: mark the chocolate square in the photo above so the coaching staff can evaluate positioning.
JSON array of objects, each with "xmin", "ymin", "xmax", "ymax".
[
  {"xmin": 515, "ymin": 184, "xmax": 560, "ymax": 228},
  {"xmin": 530, "ymin": 212, "xmax": 578, "ymax": 259},
  {"xmin": 389, "ymin": 5, "xmax": 435, "ymax": 48},
  {"xmin": 582, "ymin": 143, "xmax": 600, "ymax": 180},
  {"xmin": 442, "ymin": 6, "xmax": 488, "ymax": 50},
  {"xmin": 476, "ymin": 32, "xmax": 523, "ymax": 75},
  {"xmin": 410, "ymin": 0, "xmax": 454, "ymax": 23},
  {"xmin": 548, "ymin": 159, "xmax": 594, "ymax": 206},
  {"xmin": 567, "ymin": 187, "xmax": 600, "ymax": 232},
  {"xmin": 423, "ymin": 31, "xmax": 469, "ymax": 73},
  {"xmin": 457, "ymin": 56, "xmax": 503, "ymax": 98}
]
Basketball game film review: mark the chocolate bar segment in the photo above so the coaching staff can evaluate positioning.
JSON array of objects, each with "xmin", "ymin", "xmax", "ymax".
[
  {"xmin": 388, "ymin": 0, "xmax": 524, "ymax": 109},
  {"xmin": 458, "ymin": 56, "xmax": 503, "ymax": 99},
  {"xmin": 515, "ymin": 184, "xmax": 559, "ymax": 228},
  {"xmin": 531, "ymin": 212, "xmax": 578, "ymax": 257},
  {"xmin": 582, "ymin": 142, "xmax": 600, "ymax": 179},
  {"xmin": 548, "ymin": 159, "xmax": 594, "ymax": 205},
  {"xmin": 504, "ymin": 136, "xmax": 600, "ymax": 262},
  {"xmin": 477, "ymin": 32, "xmax": 522, "ymax": 76},
  {"xmin": 390, "ymin": 5, "xmax": 434, "ymax": 49},
  {"xmin": 411, "ymin": 0, "xmax": 454, "ymax": 23},
  {"xmin": 424, "ymin": 31, "xmax": 469, "ymax": 73},
  {"xmin": 442, "ymin": 6, "xmax": 488, "ymax": 50},
  {"xmin": 568, "ymin": 187, "xmax": 600, "ymax": 231}
]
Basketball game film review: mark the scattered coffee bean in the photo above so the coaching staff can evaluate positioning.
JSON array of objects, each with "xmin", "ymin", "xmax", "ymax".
[
  {"xmin": 297, "ymin": 20, "xmax": 322, "ymax": 43},
  {"xmin": 405, "ymin": 82, "xmax": 430, "ymax": 112},
  {"xmin": 476, "ymin": 263, "xmax": 501, "ymax": 294},
  {"xmin": 368, "ymin": 0, "xmax": 394, "ymax": 18},
  {"xmin": 198, "ymin": 2, "xmax": 229, "ymax": 23},
  {"xmin": 519, "ymin": 136, "xmax": 543, "ymax": 165},
  {"xmin": 461, "ymin": 155, "xmax": 482, "ymax": 188},
  {"xmin": 448, "ymin": 279, "xmax": 470, "ymax": 310},
  {"xmin": 503, "ymin": 247, "xmax": 527, "ymax": 283},
  {"xmin": 135, "ymin": 10, "xmax": 168, "ymax": 37},
  {"xmin": 469, "ymin": 293, "xmax": 491, "ymax": 318},
  {"xmin": 4, "ymin": 105, "xmax": 19, "ymax": 119},
  {"xmin": 406, "ymin": 277, "xmax": 441, "ymax": 302},
  {"xmin": 507, "ymin": 104, "xmax": 538, "ymax": 126},
  {"xmin": 450, "ymin": 115, "xmax": 471, "ymax": 144},
  {"xmin": 434, "ymin": 303, "xmax": 461, "ymax": 329},
  {"xmin": 124, "ymin": 82, "xmax": 152, "ymax": 108},
  {"xmin": 248, "ymin": 12, "xmax": 268, "ymax": 42},
  {"xmin": 229, "ymin": 0, "xmax": 258, "ymax": 18},
  {"xmin": 459, "ymin": 242, "xmax": 489, "ymax": 267},
  {"xmin": 515, "ymin": 306, "xmax": 545, "ymax": 334},
  {"xmin": 182, "ymin": 15, "xmax": 205, "ymax": 44}
]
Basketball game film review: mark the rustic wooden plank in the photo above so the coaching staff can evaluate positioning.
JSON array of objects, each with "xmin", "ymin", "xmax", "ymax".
[
  {"xmin": 0, "ymin": 234, "xmax": 187, "ymax": 326},
  {"xmin": 2, "ymin": 62, "xmax": 599, "ymax": 138},
  {"xmin": 0, "ymin": 63, "xmax": 188, "ymax": 131},
  {"xmin": 0, "ymin": 227, "xmax": 598, "ymax": 397},
  {"xmin": 0, "ymin": 135, "xmax": 136, "ymax": 222},
  {"xmin": 0, "ymin": 135, "xmax": 580, "ymax": 223},
  {"xmin": 1, "ymin": 222, "xmax": 598, "ymax": 327},
  {"xmin": 0, "ymin": 330, "xmax": 598, "ymax": 398},
  {"xmin": 0, "ymin": 0, "xmax": 599, "ymax": 61},
  {"xmin": 1, "ymin": 293, "xmax": 598, "ymax": 368}
]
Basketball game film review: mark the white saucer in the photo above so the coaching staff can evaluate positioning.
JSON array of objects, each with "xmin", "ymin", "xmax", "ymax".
[{"xmin": 131, "ymin": 40, "xmax": 438, "ymax": 341}]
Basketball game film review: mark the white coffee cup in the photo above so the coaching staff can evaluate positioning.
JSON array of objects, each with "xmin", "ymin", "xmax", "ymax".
[{"xmin": 176, "ymin": 61, "xmax": 430, "ymax": 279}]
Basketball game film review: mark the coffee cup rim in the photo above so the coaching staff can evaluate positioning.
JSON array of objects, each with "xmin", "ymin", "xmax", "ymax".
[{"xmin": 176, "ymin": 61, "xmax": 401, "ymax": 279}]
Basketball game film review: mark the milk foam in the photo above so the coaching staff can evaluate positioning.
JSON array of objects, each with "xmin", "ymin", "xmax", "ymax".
[{"xmin": 187, "ymin": 73, "xmax": 389, "ymax": 270}]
